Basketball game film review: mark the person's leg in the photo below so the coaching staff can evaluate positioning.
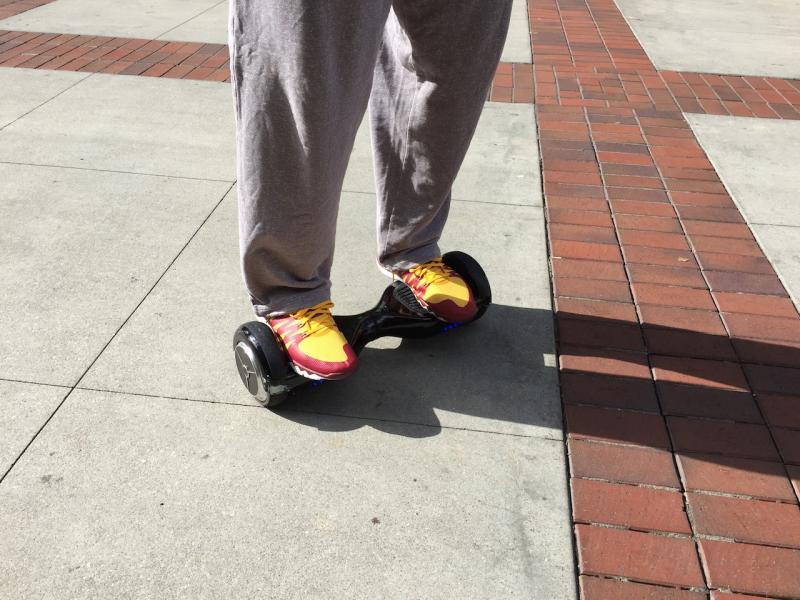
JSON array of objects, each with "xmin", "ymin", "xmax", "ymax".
[
  {"xmin": 229, "ymin": 0, "xmax": 391, "ymax": 318},
  {"xmin": 370, "ymin": 1, "xmax": 512, "ymax": 271}
]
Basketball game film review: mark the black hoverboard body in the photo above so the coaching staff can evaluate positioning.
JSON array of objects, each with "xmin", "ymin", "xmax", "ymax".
[{"xmin": 232, "ymin": 251, "xmax": 491, "ymax": 407}]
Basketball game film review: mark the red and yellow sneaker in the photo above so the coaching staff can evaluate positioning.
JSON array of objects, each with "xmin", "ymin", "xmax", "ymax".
[
  {"xmin": 398, "ymin": 258, "xmax": 478, "ymax": 323},
  {"xmin": 266, "ymin": 300, "xmax": 358, "ymax": 381}
]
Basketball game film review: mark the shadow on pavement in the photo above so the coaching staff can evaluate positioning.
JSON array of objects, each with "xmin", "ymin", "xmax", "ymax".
[
  {"xmin": 273, "ymin": 302, "xmax": 798, "ymax": 477},
  {"xmin": 277, "ymin": 304, "xmax": 559, "ymax": 438}
]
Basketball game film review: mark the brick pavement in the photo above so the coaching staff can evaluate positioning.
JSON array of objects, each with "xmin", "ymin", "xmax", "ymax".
[
  {"xmin": 529, "ymin": 0, "xmax": 800, "ymax": 597},
  {"xmin": 2, "ymin": 0, "xmax": 800, "ymax": 597}
]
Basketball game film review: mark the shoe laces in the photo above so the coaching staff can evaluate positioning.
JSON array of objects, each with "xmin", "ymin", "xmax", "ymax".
[
  {"xmin": 288, "ymin": 300, "xmax": 336, "ymax": 337},
  {"xmin": 408, "ymin": 258, "xmax": 455, "ymax": 288}
]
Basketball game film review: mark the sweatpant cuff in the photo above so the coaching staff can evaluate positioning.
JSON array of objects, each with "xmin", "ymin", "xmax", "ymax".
[
  {"xmin": 252, "ymin": 286, "xmax": 333, "ymax": 320},
  {"xmin": 379, "ymin": 243, "xmax": 442, "ymax": 274}
]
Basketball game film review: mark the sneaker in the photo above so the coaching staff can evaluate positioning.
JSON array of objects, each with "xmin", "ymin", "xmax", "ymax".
[
  {"xmin": 398, "ymin": 258, "xmax": 478, "ymax": 323},
  {"xmin": 266, "ymin": 300, "xmax": 358, "ymax": 380}
]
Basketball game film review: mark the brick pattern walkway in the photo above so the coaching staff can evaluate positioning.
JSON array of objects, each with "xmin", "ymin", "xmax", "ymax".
[
  {"xmin": 0, "ymin": 0, "xmax": 49, "ymax": 20},
  {"xmin": 529, "ymin": 0, "xmax": 800, "ymax": 597},
  {"xmin": 2, "ymin": 0, "xmax": 800, "ymax": 597},
  {"xmin": 3, "ymin": 27, "xmax": 800, "ymax": 121},
  {"xmin": 0, "ymin": 30, "xmax": 230, "ymax": 80}
]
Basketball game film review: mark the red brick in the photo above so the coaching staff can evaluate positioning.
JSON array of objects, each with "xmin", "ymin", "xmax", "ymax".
[
  {"xmin": 551, "ymin": 239, "xmax": 622, "ymax": 262},
  {"xmin": 714, "ymin": 292, "xmax": 798, "ymax": 318},
  {"xmin": 566, "ymin": 405, "xmax": 670, "ymax": 448},
  {"xmin": 744, "ymin": 364, "xmax": 800, "ymax": 396},
  {"xmin": 772, "ymin": 103, "xmax": 800, "ymax": 119},
  {"xmin": 551, "ymin": 258, "xmax": 626, "ymax": 282},
  {"xmin": 691, "ymin": 235, "xmax": 763, "ymax": 257},
  {"xmin": 596, "ymin": 141, "xmax": 650, "ymax": 156},
  {"xmin": 700, "ymin": 539, "xmax": 800, "ymax": 598},
  {"xmin": 666, "ymin": 178, "xmax": 727, "ymax": 194},
  {"xmin": 141, "ymin": 62, "xmax": 172, "ymax": 77},
  {"xmin": 645, "ymin": 328, "xmax": 737, "ymax": 361},
  {"xmin": 660, "ymin": 167, "xmax": 718, "ymax": 181},
  {"xmin": 628, "ymin": 264, "xmax": 706, "ymax": 288},
  {"xmin": 547, "ymin": 195, "xmax": 609, "ymax": 212},
  {"xmin": 705, "ymin": 271, "xmax": 786, "ymax": 296},
  {"xmin": 649, "ymin": 142, "xmax": 706, "ymax": 159},
  {"xmin": 555, "ymin": 277, "xmax": 632, "ymax": 303},
  {"xmin": 598, "ymin": 151, "xmax": 654, "ymax": 166},
  {"xmin": 569, "ymin": 439, "xmax": 679, "ymax": 487},
  {"xmin": 683, "ymin": 221, "xmax": 752, "ymax": 240},
  {"xmin": 576, "ymin": 525, "xmax": 704, "ymax": 587},
  {"xmin": 603, "ymin": 175, "xmax": 663, "ymax": 189},
  {"xmin": 561, "ymin": 372, "xmax": 659, "ymax": 411},
  {"xmin": 758, "ymin": 393, "xmax": 800, "ymax": 429},
  {"xmin": 162, "ymin": 63, "xmax": 194, "ymax": 78},
  {"xmin": 550, "ymin": 223, "xmax": 617, "ymax": 244},
  {"xmin": 490, "ymin": 86, "xmax": 512, "ymax": 102},
  {"xmin": 696, "ymin": 252, "xmax": 774, "ymax": 274},
  {"xmin": 580, "ymin": 576, "xmax": 704, "ymax": 600},
  {"xmin": 183, "ymin": 66, "xmax": 217, "ymax": 81},
  {"xmin": 616, "ymin": 214, "xmax": 681, "ymax": 233},
  {"xmin": 542, "ymin": 145, "xmax": 596, "ymax": 163},
  {"xmin": 119, "ymin": 60, "xmax": 151, "ymax": 76},
  {"xmin": 678, "ymin": 453, "xmax": 796, "ymax": 501},
  {"xmin": 773, "ymin": 427, "xmax": 800, "ymax": 464},
  {"xmin": 100, "ymin": 59, "xmax": 134, "ymax": 75},
  {"xmin": 653, "ymin": 155, "xmax": 714, "ymax": 170},
  {"xmin": 493, "ymin": 70, "xmax": 513, "ymax": 87},
  {"xmin": 547, "ymin": 208, "xmax": 613, "ymax": 227},
  {"xmin": 206, "ymin": 68, "xmax": 230, "ymax": 82},
  {"xmin": 624, "ymin": 246, "xmax": 697, "ymax": 268},
  {"xmin": 611, "ymin": 199, "xmax": 677, "ymax": 217},
  {"xmin": 710, "ymin": 592, "xmax": 782, "ymax": 600},
  {"xmin": 723, "ymin": 313, "xmax": 800, "ymax": 342},
  {"xmin": 735, "ymin": 338, "xmax": 800, "ymax": 369},
  {"xmin": 675, "ymin": 205, "xmax": 744, "ymax": 223},
  {"xmin": 689, "ymin": 492, "xmax": 800, "ymax": 547},
  {"xmin": 556, "ymin": 297, "xmax": 638, "ymax": 322},
  {"xmin": 573, "ymin": 479, "xmax": 690, "ymax": 533},
  {"xmin": 658, "ymin": 382, "xmax": 761, "ymax": 422},
  {"xmin": 632, "ymin": 284, "xmax": 715, "ymax": 310},
  {"xmin": 652, "ymin": 355, "xmax": 747, "ymax": 391},
  {"xmin": 621, "ymin": 230, "xmax": 689, "ymax": 251},
  {"xmin": 607, "ymin": 187, "xmax": 669, "ymax": 203},
  {"xmin": 591, "ymin": 123, "xmax": 645, "ymax": 139},
  {"xmin": 749, "ymin": 102, "xmax": 781, "ymax": 118},
  {"xmin": 558, "ymin": 317, "xmax": 644, "ymax": 352},
  {"xmin": 601, "ymin": 163, "xmax": 660, "ymax": 178},
  {"xmin": 638, "ymin": 305, "xmax": 723, "ymax": 333},
  {"xmin": 543, "ymin": 159, "xmax": 600, "ymax": 174},
  {"xmin": 668, "ymin": 417, "xmax": 779, "ymax": 460},
  {"xmin": 560, "ymin": 346, "xmax": 650, "ymax": 379},
  {"xmin": 545, "ymin": 170, "xmax": 602, "ymax": 185},
  {"xmin": 671, "ymin": 191, "xmax": 733, "ymax": 207}
]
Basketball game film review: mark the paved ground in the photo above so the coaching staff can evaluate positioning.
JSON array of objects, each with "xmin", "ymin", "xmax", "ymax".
[
  {"xmin": 615, "ymin": 0, "xmax": 800, "ymax": 79},
  {"xmin": 2, "ymin": 0, "xmax": 800, "ymax": 598},
  {"xmin": 0, "ymin": 2, "xmax": 574, "ymax": 598},
  {"xmin": 0, "ymin": 0, "xmax": 534, "ymax": 63}
]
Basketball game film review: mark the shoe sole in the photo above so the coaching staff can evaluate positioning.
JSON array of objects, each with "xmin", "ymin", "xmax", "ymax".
[{"xmin": 290, "ymin": 362, "xmax": 353, "ymax": 381}]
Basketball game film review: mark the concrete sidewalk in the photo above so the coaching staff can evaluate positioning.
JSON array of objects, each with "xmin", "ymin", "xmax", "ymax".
[
  {"xmin": 0, "ymin": 2, "xmax": 578, "ymax": 598},
  {"xmin": 4, "ymin": 0, "xmax": 800, "ymax": 598}
]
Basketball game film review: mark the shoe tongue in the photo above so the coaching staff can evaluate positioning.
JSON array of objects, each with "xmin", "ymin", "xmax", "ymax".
[
  {"xmin": 419, "ymin": 262, "xmax": 450, "ymax": 284},
  {"xmin": 302, "ymin": 303, "xmax": 335, "ymax": 333}
]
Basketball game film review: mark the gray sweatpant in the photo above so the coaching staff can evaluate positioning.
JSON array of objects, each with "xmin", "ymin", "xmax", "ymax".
[{"xmin": 229, "ymin": 0, "xmax": 512, "ymax": 317}]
